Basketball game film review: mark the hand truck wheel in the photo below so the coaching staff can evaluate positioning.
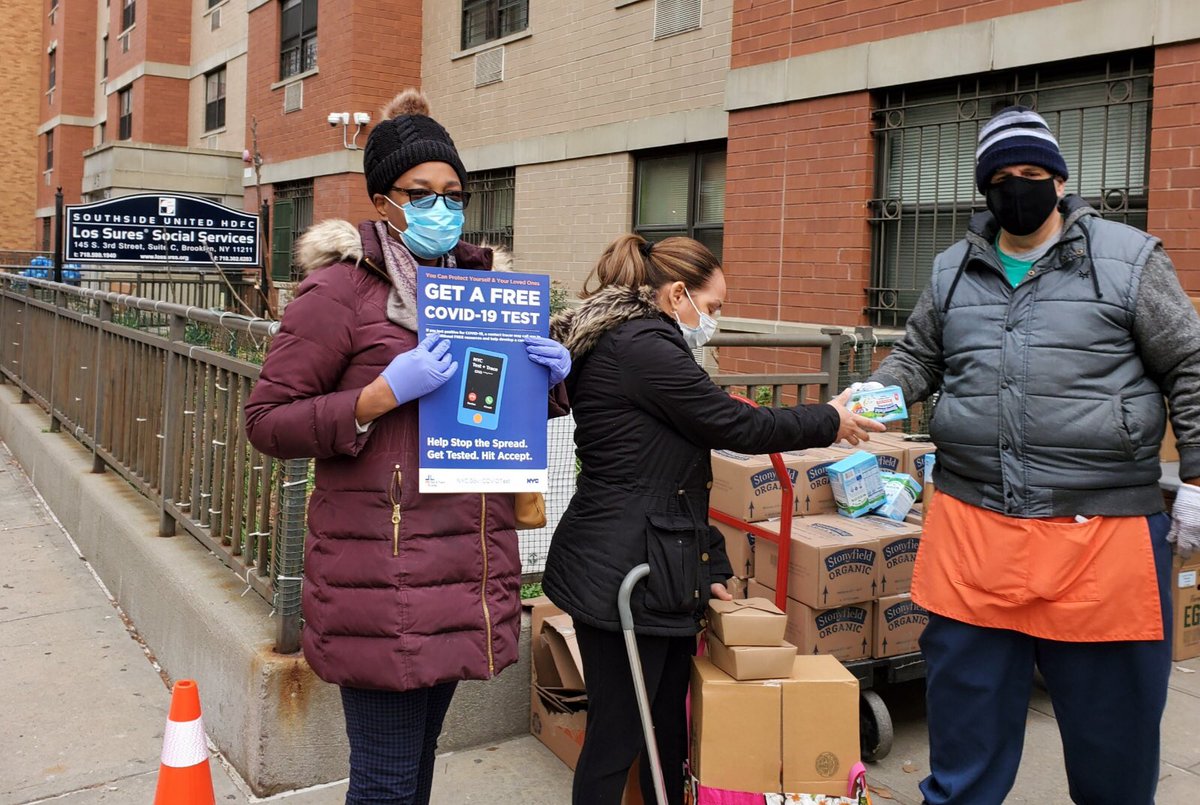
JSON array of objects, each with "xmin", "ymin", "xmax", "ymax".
[{"xmin": 860, "ymin": 689, "xmax": 894, "ymax": 762}]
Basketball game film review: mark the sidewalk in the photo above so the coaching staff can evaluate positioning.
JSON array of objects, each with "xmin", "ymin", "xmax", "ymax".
[{"xmin": 2, "ymin": 436, "xmax": 1197, "ymax": 804}]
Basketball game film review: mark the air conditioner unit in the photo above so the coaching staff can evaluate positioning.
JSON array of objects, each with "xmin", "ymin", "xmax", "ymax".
[
  {"xmin": 474, "ymin": 47, "xmax": 504, "ymax": 88},
  {"xmin": 283, "ymin": 81, "xmax": 303, "ymax": 113},
  {"xmin": 211, "ymin": 7, "xmax": 221, "ymax": 31},
  {"xmin": 654, "ymin": 0, "xmax": 702, "ymax": 40}
]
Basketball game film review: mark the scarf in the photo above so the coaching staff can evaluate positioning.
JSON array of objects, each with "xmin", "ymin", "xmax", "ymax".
[{"xmin": 373, "ymin": 221, "xmax": 456, "ymax": 330}]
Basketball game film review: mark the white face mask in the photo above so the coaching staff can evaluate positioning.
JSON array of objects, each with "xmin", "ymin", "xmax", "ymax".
[{"xmin": 675, "ymin": 287, "xmax": 718, "ymax": 349}]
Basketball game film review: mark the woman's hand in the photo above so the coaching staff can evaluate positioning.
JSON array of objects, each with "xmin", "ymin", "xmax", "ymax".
[
  {"xmin": 380, "ymin": 334, "xmax": 458, "ymax": 406},
  {"xmin": 710, "ymin": 582, "xmax": 733, "ymax": 602},
  {"xmin": 524, "ymin": 336, "xmax": 571, "ymax": 387},
  {"xmin": 827, "ymin": 388, "xmax": 888, "ymax": 446}
]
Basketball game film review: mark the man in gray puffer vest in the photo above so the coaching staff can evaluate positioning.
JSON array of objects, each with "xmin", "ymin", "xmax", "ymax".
[{"xmin": 865, "ymin": 106, "xmax": 1200, "ymax": 805}]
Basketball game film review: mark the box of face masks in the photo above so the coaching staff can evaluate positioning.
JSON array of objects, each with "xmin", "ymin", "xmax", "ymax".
[{"xmin": 827, "ymin": 451, "xmax": 886, "ymax": 518}]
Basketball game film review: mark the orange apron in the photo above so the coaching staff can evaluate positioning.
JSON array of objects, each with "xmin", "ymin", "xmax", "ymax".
[{"xmin": 912, "ymin": 491, "xmax": 1162, "ymax": 642}]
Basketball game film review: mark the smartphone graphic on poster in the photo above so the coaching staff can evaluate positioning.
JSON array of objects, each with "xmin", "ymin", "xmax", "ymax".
[{"xmin": 457, "ymin": 348, "xmax": 507, "ymax": 430}]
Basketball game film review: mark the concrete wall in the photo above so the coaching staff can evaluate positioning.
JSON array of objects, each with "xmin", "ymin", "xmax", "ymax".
[
  {"xmin": 0, "ymin": 384, "xmax": 534, "ymax": 795},
  {"xmin": 514, "ymin": 154, "xmax": 634, "ymax": 293}
]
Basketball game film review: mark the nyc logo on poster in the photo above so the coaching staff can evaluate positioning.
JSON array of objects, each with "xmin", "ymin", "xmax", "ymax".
[{"xmin": 417, "ymin": 265, "xmax": 551, "ymax": 494}]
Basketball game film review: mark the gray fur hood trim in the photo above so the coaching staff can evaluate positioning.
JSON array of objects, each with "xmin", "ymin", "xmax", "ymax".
[{"xmin": 550, "ymin": 285, "xmax": 664, "ymax": 359}]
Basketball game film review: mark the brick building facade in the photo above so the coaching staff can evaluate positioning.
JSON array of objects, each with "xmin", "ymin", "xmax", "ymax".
[
  {"xmin": 720, "ymin": 0, "xmax": 1200, "ymax": 374},
  {"xmin": 0, "ymin": 0, "xmax": 42, "ymax": 252}
]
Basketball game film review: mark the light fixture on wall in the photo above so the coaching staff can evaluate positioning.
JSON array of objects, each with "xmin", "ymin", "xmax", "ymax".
[{"xmin": 327, "ymin": 112, "xmax": 371, "ymax": 150}]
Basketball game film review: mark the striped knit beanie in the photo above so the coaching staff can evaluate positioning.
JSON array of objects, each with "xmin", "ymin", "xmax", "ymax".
[
  {"xmin": 975, "ymin": 106, "xmax": 1069, "ymax": 194},
  {"xmin": 363, "ymin": 89, "xmax": 467, "ymax": 200}
]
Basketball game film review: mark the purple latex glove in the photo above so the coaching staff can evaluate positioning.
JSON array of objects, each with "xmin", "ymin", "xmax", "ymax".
[
  {"xmin": 381, "ymin": 334, "xmax": 458, "ymax": 406},
  {"xmin": 524, "ymin": 336, "xmax": 571, "ymax": 387}
]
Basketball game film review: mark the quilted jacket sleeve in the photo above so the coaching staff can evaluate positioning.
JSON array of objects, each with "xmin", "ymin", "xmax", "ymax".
[{"xmin": 245, "ymin": 266, "xmax": 372, "ymax": 460}]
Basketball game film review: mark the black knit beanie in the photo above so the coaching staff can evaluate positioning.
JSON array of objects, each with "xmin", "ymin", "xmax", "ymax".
[{"xmin": 363, "ymin": 89, "xmax": 467, "ymax": 200}]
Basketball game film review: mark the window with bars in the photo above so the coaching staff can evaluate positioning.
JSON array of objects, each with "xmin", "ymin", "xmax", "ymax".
[
  {"xmin": 869, "ymin": 51, "xmax": 1153, "ymax": 327},
  {"xmin": 634, "ymin": 145, "xmax": 726, "ymax": 262},
  {"xmin": 280, "ymin": 0, "xmax": 317, "ymax": 80},
  {"xmin": 462, "ymin": 168, "xmax": 515, "ymax": 252},
  {"xmin": 461, "ymin": 0, "xmax": 528, "ymax": 50},
  {"xmin": 118, "ymin": 88, "xmax": 132, "ymax": 140},
  {"xmin": 45, "ymin": 131, "xmax": 53, "ymax": 172},
  {"xmin": 121, "ymin": 0, "xmax": 135, "ymax": 32},
  {"xmin": 272, "ymin": 179, "xmax": 314, "ymax": 281},
  {"xmin": 205, "ymin": 67, "xmax": 227, "ymax": 132}
]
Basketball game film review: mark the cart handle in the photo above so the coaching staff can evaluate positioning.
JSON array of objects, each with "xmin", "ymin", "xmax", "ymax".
[
  {"xmin": 709, "ymin": 394, "xmax": 795, "ymax": 612},
  {"xmin": 617, "ymin": 564, "xmax": 669, "ymax": 805}
]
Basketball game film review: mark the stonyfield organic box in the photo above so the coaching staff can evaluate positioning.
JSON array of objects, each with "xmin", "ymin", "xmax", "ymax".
[
  {"xmin": 709, "ymin": 449, "xmax": 845, "ymax": 522},
  {"xmin": 753, "ymin": 516, "xmax": 891, "ymax": 608},
  {"xmin": 711, "ymin": 519, "xmax": 755, "ymax": 579},
  {"xmin": 872, "ymin": 594, "xmax": 928, "ymax": 658},
  {"xmin": 877, "ymin": 523, "xmax": 922, "ymax": 596},
  {"xmin": 748, "ymin": 579, "xmax": 874, "ymax": 662},
  {"xmin": 1174, "ymin": 554, "xmax": 1200, "ymax": 662}
]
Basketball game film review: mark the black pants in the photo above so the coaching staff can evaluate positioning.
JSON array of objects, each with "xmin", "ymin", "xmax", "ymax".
[
  {"xmin": 573, "ymin": 622, "xmax": 695, "ymax": 805},
  {"xmin": 340, "ymin": 682, "xmax": 458, "ymax": 804}
]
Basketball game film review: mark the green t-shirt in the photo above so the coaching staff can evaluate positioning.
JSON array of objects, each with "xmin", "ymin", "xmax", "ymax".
[{"xmin": 994, "ymin": 234, "xmax": 1058, "ymax": 288}]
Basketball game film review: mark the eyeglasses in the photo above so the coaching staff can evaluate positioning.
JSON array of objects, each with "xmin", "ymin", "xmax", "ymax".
[{"xmin": 391, "ymin": 187, "xmax": 471, "ymax": 210}]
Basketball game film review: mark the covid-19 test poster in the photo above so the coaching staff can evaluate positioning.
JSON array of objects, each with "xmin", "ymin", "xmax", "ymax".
[{"xmin": 416, "ymin": 265, "xmax": 551, "ymax": 493}]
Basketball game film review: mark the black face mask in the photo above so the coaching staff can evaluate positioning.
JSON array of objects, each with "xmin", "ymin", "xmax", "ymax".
[{"xmin": 985, "ymin": 176, "xmax": 1060, "ymax": 237}]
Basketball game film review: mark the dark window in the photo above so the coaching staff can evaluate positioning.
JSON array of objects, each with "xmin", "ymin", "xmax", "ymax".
[
  {"xmin": 869, "ymin": 51, "xmax": 1152, "ymax": 327},
  {"xmin": 634, "ymin": 144, "xmax": 726, "ymax": 262},
  {"xmin": 208, "ymin": 0, "xmax": 222, "ymax": 7},
  {"xmin": 279, "ymin": 0, "xmax": 317, "ymax": 80},
  {"xmin": 98, "ymin": 121, "xmax": 106, "ymax": 143},
  {"xmin": 122, "ymin": 0, "xmax": 135, "ymax": 31},
  {"xmin": 48, "ymin": 48, "xmax": 56, "ymax": 90},
  {"xmin": 462, "ymin": 169, "xmax": 515, "ymax": 251},
  {"xmin": 45, "ymin": 131, "xmax": 53, "ymax": 171},
  {"xmin": 461, "ymin": 0, "xmax": 528, "ymax": 50},
  {"xmin": 41, "ymin": 218, "xmax": 52, "ymax": 252},
  {"xmin": 102, "ymin": 35, "xmax": 108, "ymax": 78},
  {"xmin": 272, "ymin": 179, "xmax": 314, "ymax": 280},
  {"xmin": 118, "ymin": 88, "xmax": 132, "ymax": 140},
  {"xmin": 205, "ymin": 68, "xmax": 226, "ymax": 131}
]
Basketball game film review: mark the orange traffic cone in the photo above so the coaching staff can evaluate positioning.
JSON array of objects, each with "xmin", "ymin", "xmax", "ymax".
[{"xmin": 153, "ymin": 679, "xmax": 216, "ymax": 804}]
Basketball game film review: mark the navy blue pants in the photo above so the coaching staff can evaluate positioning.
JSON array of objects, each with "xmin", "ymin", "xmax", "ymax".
[
  {"xmin": 340, "ymin": 682, "xmax": 458, "ymax": 805},
  {"xmin": 919, "ymin": 512, "xmax": 1173, "ymax": 805}
]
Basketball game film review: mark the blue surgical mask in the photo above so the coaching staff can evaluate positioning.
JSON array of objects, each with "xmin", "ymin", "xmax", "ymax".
[
  {"xmin": 384, "ymin": 195, "xmax": 464, "ymax": 259},
  {"xmin": 675, "ymin": 287, "xmax": 718, "ymax": 349}
]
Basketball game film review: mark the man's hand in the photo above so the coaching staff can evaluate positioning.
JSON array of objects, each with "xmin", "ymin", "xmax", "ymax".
[
  {"xmin": 828, "ymin": 388, "xmax": 888, "ymax": 446},
  {"xmin": 1168, "ymin": 481, "xmax": 1200, "ymax": 558}
]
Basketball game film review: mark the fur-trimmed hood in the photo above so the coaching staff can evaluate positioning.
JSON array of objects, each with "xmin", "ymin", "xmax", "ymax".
[
  {"xmin": 550, "ymin": 284, "xmax": 666, "ymax": 359},
  {"xmin": 292, "ymin": 219, "xmax": 510, "ymax": 275}
]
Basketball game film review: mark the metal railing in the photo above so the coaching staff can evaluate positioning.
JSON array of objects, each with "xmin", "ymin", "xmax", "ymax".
[{"xmin": 0, "ymin": 274, "xmax": 305, "ymax": 652}]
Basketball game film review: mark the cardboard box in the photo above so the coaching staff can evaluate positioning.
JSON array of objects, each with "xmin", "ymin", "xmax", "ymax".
[
  {"xmin": 711, "ymin": 519, "xmax": 755, "ymax": 578},
  {"xmin": 749, "ymin": 580, "xmax": 873, "ymax": 662},
  {"xmin": 691, "ymin": 657, "xmax": 782, "ymax": 793},
  {"xmin": 541, "ymin": 614, "xmax": 585, "ymax": 689},
  {"xmin": 878, "ymin": 528, "xmax": 922, "ymax": 596},
  {"xmin": 526, "ymin": 598, "xmax": 648, "ymax": 804},
  {"xmin": 707, "ymin": 597, "xmax": 787, "ymax": 646},
  {"xmin": 1173, "ymin": 554, "xmax": 1200, "ymax": 662},
  {"xmin": 528, "ymin": 598, "xmax": 588, "ymax": 769},
  {"xmin": 710, "ymin": 448, "xmax": 846, "ymax": 521},
  {"xmin": 781, "ymin": 656, "xmax": 861, "ymax": 795},
  {"xmin": 873, "ymin": 594, "xmax": 929, "ymax": 658},
  {"xmin": 708, "ymin": 633, "xmax": 797, "ymax": 680},
  {"xmin": 754, "ymin": 516, "xmax": 899, "ymax": 608},
  {"xmin": 827, "ymin": 451, "xmax": 886, "ymax": 518},
  {"xmin": 844, "ymin": 432, "xmax": 935, "ymax": 486},
  {"xmin": 690, "ymin": 656, "xmax": 861, "ymax": 797}
]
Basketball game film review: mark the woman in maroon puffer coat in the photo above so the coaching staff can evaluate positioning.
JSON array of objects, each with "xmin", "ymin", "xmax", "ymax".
[{"xmin": 245, "ymin": 89, "xmax": 570, "ymax": 805}]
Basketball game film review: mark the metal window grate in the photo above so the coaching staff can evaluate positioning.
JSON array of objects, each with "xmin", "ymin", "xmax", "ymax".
[
  {"xmin": 283, "ymin": 80, "xmax": 303, "ymax": 113},
  {"xmin": 868, "ymin": 51, "xmax": 1153, "ymax": 328},
  {"xmin": 474, "ymin": 46, "xmax": 504, "ymax": 87},
  {"xmin": 654, "ymin": 0, "xmax": 702, "ymax": 40},
  {"xmin": 463, "ymin": 168, "xmax": 515, "ymax": 252}
]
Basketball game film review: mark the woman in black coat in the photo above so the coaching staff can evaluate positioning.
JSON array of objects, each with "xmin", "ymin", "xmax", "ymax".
[{"xmin": 543, "ymin": 234, "xmax": 883, "ymax": 804}]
